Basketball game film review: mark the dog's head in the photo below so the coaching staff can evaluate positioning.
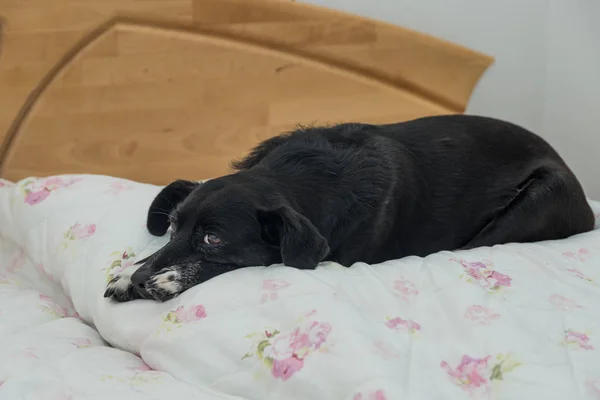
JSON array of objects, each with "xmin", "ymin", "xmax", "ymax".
[{"xmin": 130, "ymin": 176, "xmax": 329, "ymax": 300}]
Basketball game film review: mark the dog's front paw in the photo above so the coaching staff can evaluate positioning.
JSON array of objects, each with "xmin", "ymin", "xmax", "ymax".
[
  {"xmin": 104, "ymin": 270, "xmax": 142, "ymax": 302},
  {"xmin": 145, "ymin": 268, "xmax": 182, "ymax": 302}
]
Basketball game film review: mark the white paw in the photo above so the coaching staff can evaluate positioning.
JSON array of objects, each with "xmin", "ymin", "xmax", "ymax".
[
  {"xmin": 147, "ymin": 269, "xmax": 181, "ymax": 295},
  {"xmin": 104, "ymin": 270, "xmax": 138, "ymax": 302},
  {"xmin": 109, "ymin": 270, "xmax": 134, "ymax": 291}
]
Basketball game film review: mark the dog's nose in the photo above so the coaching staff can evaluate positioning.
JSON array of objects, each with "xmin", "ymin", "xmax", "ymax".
[{"xmin": 130, "ymin": 267, "xmax": 152, "ymax": 289}]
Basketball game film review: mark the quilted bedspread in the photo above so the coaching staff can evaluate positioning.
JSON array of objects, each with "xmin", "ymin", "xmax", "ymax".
[{"xmin": 1, "ymin": 175, "xmax": 600, "ymax": 400}]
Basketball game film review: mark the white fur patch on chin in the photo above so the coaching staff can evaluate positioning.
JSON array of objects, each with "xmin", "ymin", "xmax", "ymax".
[
  {"xmin": 149, "ymin": 269, "xmax": 181, "ymax": 294},
  {"xmin": 107, "ymin": 269, "xmax": 134, "ymax": 292}
]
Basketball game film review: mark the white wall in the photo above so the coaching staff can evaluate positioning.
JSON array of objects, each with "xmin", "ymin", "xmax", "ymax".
[{"xmin": 303, "ymin": 0, "xmax": 600, "ymax": 199}]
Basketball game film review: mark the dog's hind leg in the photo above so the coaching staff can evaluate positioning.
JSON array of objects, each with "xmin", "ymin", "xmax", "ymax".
[{"xmin": 461, "ymin": 167, "xmax": 595, "ymax": 250}]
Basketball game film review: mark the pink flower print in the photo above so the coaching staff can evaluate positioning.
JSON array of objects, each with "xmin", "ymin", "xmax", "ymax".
[
  {"xmin": 371, "ymin": 340, "xmax": 401, "ymax": 360},
  {"xmin": 372, "ymin": 390, "xmax": 387, "ymax": 400},
  {"xmin": 104, "ymin": 248, "xmax": 137, "ymax": 282},
  {"xmin": 128, "ymin": 363, "xmax": 153, "ymax": 372},
  {"xmin": 586, "ymin": 379, "xmax": 600, "ymax": 399},
  {"xmin": 25, "ymin": 189, "xmax": 50, "ymax": 205},
  {"xmin": 169, "ymin": 304, "xmax": 207, "ymax": 323},
  {"xmin": 0, "ymin": 180, "xmax": 13, "ymax": 187},
  {"xmin": 394, "ymin": 278, "xmax": 419, "ymax": 302},
  {"xmin": 464, "ymin": 305, "xmax": 501, "ymax": 325},
  {"xmin": 111, "ymin": 181, "xmax": 133, "ymax": 190},
  {"xmin": 242, "ymin": 316, "xmax": 332, "ymax": 380},
  {"xmin": 306, "ymin": 321, "xmax": 332, "ymax": 350},
  {"xmin": 453, "ymin": 258, "xmax": 512, "ymax": 291},
  {"xmin": 71, "ymin": 338, "xmax": 92, "ymax": 348},
  {"xmin": 39, "ymin": 293, "xmax": 69, "ymax": 317},
  {"xmin": 106, "ymin": 180, "xmax": 134, "ymax": 195},
  {"xmin": 271, "ymin": 355, "xmax": 304, "ymax": 381},
  {"xmin": 287, "ymin": 321, "xmax": 332, "ymax": 355},
  {"xmin": 7, "ymin": 248, "xmax": 26, "ymax": 273},
  {"xmin": 286, "ymin": 328, "xmax": 310, "ymax": 354},
  {"xmin": 262, "ymin": 279, "xmax": 291, "ymax": 291},
  {"xmin": 566, "ymin": 268, "xmax": 593, "ymax": 282},
  {"xmin": 43, "ymin": 177, "xmax": 65, "ymax": 189},
  {"xmin": 35, "ymin": 263, "xmax": 59, "ymax": 283},
  {"xmin": 61, "ymin": 223, "xmax": 97, "ymax": 249},
  {"xmin": 21, "ymin": 176, "xmax": 81, "ymax": 205},
  {"xmin": 441, "ymin": 355, "xmax": 491, "ymax": 395},
  {"xmin": 565, "ymin": 329, "xmax": 594, "ymax": 350},
  {"xmin": 385, "ymin": 316, "xmax": 421, "ymax": 333},
  {"xmin": 65, "ymin": 223, "xmax": 96, "ymax": 240},
  {"xmin": 265, "ymin": 335, "xmax": 295, "ymax": 360},
  {"xmin": 487, "ymin": 271, "xmax": 512, "ymax": 288},
  {"xmin": 563, "ymin": 248, "xmax": 591, "ymax": 262},
  {"xmin": 549, "ymin": 294, "xmax": 583, "ymax": 311},
  {"xmin": 43, "ymin": 176, "xmax": 82, "ymax": 190},
  {"xmin": 260, "ymin": 278, "xmax": 291, "ymax": 303},
  {"xmin": 21, "ymin": 347, "xmax": 39, "ymax": 359},
  {"xmin": 354, "ymin": 390, "xmax": 387, "ymax": 400}
]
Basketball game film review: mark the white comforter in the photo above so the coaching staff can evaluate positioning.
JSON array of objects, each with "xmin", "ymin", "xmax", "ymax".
[{"xmin": 1, "ymin": 175, "xmax": 600, "ymax": 400}]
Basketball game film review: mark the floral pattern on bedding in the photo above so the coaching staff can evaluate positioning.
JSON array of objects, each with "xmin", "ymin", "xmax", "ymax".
[
  {"xmin": 464, "ymin": 305, "xmax": 501, "ymax": 325},
  {"xmin": 103, "ymin": 248, "xmax": 136, "ymax": 283},
  {"xmin": 384, "ymin": 316, "xmax": 421, "ymax": 334},
  {"xmin": 353, "ymin": 389, "xmax": 387, "ymax": 400},
  {"xmin": 565, "ymin": 267, "xmax": 594, "ymax": 283},
  {"xmin": 160, "ymin": 304, "xmax": 208, "ymax": 333},
  {"xmin": 549, "ymin": 294, "xmax": 584, "ymax": 311},
  {"xmin": 60, "ymin": 222, "xmax": 96, "ymax": 250},
  {"xmin": 105, "ymin": 180, "xmax": 135, "ymax": 196},
  {"xmin": 564, "ymin": 329, "xmax": 594, "ymax": 350},
  {"xmin": 260, "ymin": 278, "xmax": 292, "ymax": 303},
  {"xmin": 563, "ymin": 248, "xmax": 592, "ymax": 262},
  {"xmin": 441, "ymin": 354, "xmax": 521, "ymax": 397},
  {"xmin": 19, "ymin": 176, "xmax": 82, "ymax": 206},
  {"xmin": 0, "ymin": 174, "xmax": 599, "ymax": 399},
  {"xmin": 242, "ymin": 312, "xmax": 333, "ymax": 381},
  {"xmin": 393, "ymin": 276, "xmax": 420, "ymax": 302},
  {"xmin": 451, "ymin": 258, "xmax": 513, "ymax": 292}
]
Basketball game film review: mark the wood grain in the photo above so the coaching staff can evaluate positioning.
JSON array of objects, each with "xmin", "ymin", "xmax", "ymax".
[{"xmin": 0, "ymin": 0, "xmax": 493, "ymax": 184}]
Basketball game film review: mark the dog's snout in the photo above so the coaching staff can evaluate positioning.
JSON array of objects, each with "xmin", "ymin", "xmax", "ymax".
[{"xmin": 130, "ymin": 267, "xmax": 152, "ymax": 289}]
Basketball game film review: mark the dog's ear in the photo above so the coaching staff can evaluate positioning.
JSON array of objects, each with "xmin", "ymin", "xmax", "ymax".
[
  {"xmin": 147, "ymin": 180, "xmax": 199, "ymax": 236},
  {"xmin": 257, "ymin": 207, "xmax": 329, "ymax": 269}
]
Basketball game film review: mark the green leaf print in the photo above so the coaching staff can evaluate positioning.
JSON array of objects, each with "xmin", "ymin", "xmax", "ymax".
[
  {"xmin": 490, "ymin": 363, "xmax": 503, "ymax": 381},
  {"xmin": 256, "ymin": 340, "xmax": 271, "ymax": 360},
  {"xmin": 263, "ymin": 356, "xmax": 274, "ymax": 368}
]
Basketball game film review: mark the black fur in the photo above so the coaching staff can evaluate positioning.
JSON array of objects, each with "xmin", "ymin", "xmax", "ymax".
[{"xmin": 105, "ymin": 115, "xmax": 595, "ymax": 302}]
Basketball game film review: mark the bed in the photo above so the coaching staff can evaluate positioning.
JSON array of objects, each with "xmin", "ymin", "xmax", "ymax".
[{"xmin": 1, "ymin": 1, "xmax": 600, "ymax": 399}]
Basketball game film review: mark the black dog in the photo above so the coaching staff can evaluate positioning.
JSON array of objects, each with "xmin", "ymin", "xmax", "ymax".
[{"xmin": 104, "ymin": 115, "xmax": 595, "ymax": 302}]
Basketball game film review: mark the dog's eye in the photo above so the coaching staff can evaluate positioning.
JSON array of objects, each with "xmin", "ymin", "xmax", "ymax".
[{"xmin": 204, "ymin": 233, "xmax": 221, "ymax": 245}]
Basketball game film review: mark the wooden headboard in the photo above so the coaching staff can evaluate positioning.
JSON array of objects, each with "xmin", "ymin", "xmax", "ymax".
[{"xmin": 0, "ymin": 0, "xmax": 493, "ymax": 185}]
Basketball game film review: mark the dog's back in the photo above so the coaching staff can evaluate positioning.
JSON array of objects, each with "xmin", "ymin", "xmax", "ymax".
[{"xmin": 234, "ymin": 115, "xmax": 595, "ymax": 264}]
